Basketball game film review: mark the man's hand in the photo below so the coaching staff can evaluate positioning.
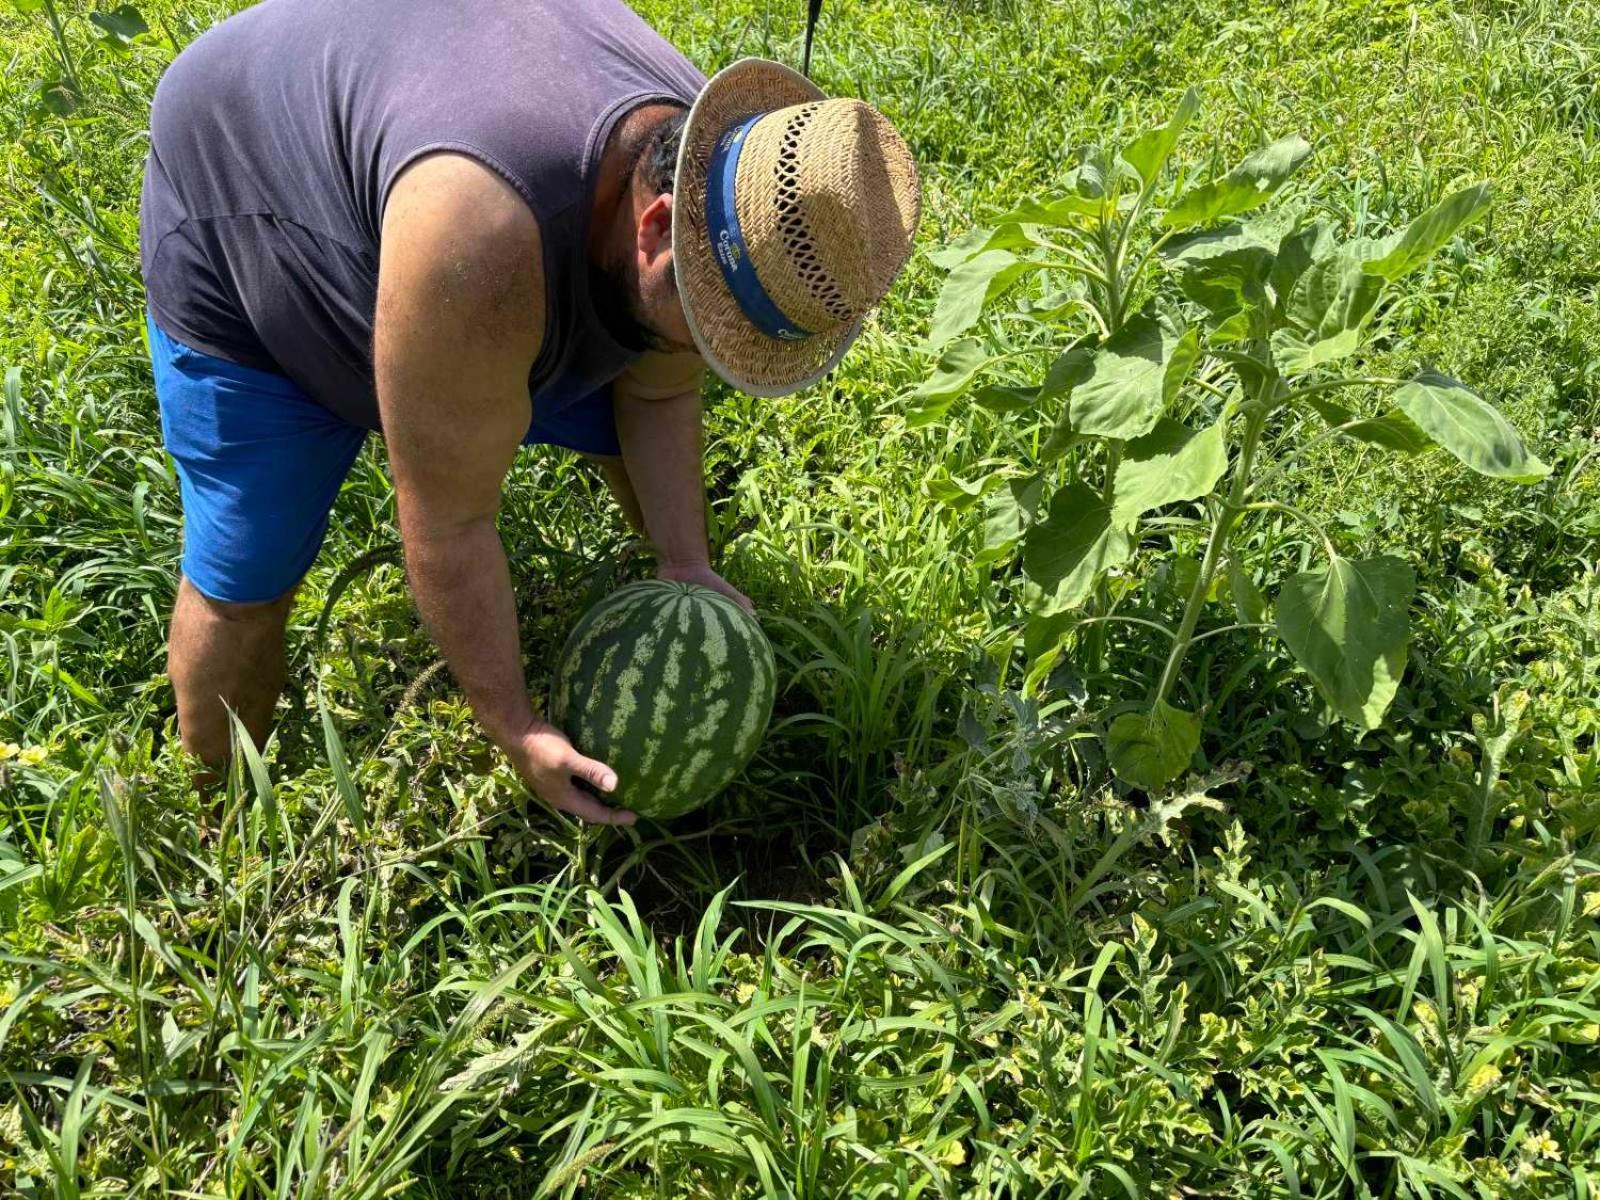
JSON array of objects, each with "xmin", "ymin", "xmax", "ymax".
[
  {"xmin": 509, "ymin": 719, "xmax": 635, "ymax": 826},
  {"xmin": 658, "ymin": 562, "xmax": 755, "ymax": 614}
]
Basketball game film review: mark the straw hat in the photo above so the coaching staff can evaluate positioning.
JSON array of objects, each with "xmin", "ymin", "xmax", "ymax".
[{"xmin": 673, "ymin": 58, "xmax": 922, "ymax": 397}]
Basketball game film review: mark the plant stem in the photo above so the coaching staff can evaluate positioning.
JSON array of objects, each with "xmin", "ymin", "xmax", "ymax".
[
  {"xmin": 1237, "ymin": 500, "xmax": 1338, "ymax": 560},
  {"xmin": 1187, "ymin": 621, "xmax": 1273, "ymax": 645},
  {"xmin": 1150, "ymin": 405, "xmax": 1267, "ymax": 709},
  {"xmin": 40, "ymin": 0, "xmax": 81, "ymax": 96},
  {"xmin": 1101, "ymin": 443, "xmax": 1122, "ymax": 506},
  {"xmin": 1122, "ymin": 227, "xmax": 1180, "ymax": 305},
  {"xmin": 1040, "ymin": 245, "xmax": 1111, "ymax": 285},
  {"xmin": 1248, "ymin": 416, "xmax": 1376, "ymax": 492},
  {"xmin": 1098, "ymin": 220, "xmax": 1125, "ymax": 330},
  {"xmin": 1287, "ymin": 376, "xmax": 1406, "ymax": 400},
  {"xmin": 1084, "ymin": 218, "xmax": 1128, "ymax": 672},
  {"xmin": 1070, "ymin": 614, "xmax": 1177, "ymax": 639}
]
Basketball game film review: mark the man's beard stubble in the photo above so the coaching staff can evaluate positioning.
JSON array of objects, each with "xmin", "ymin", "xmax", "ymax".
[{"xmin": 592, "ymin": 250, "xmax": 674, "ymax": 355}]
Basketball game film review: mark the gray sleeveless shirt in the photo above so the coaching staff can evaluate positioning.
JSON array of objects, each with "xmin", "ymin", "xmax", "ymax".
[{"xmin": 139, "ymin": 0, "xmax": 706, "ymax": 429}]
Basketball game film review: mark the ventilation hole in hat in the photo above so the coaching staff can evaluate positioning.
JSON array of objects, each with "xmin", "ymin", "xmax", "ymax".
[{"xmin": 772, "ymin": 105, "xmax": 853, "ymax": 323}]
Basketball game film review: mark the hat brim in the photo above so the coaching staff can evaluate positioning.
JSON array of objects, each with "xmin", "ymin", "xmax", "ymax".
[{"xmin": 673, "ymin": 58, "xmax": 859, "ymax": 398}]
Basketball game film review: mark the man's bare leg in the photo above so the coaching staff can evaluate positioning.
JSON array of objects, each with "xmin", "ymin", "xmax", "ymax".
[
  {"xmin": 583, "ymin": 452, "xmax": 644, "ymax": 534},
  {"xmin": 168, "ymin": 576, "xmax": 297, "ymax": 779}
]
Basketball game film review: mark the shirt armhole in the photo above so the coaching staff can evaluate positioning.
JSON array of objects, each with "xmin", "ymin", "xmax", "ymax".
[{"xmin": 615, "ymin": 349, "xmax": 706, "ymax": 400}]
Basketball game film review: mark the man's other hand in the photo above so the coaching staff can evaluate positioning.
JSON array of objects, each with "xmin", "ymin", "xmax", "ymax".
[
  {"xmin": 512, "ymin": 719, "xmax": 635, "ymax": 826},
  {"xmin": 657, "ymin": 563, "xmax": 755, "ymax": 614}
]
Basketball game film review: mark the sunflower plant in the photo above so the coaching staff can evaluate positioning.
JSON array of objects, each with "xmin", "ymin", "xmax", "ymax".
[{"xmin": 913, "ymin": 89, "xmax": 1549, "ymax": 792}]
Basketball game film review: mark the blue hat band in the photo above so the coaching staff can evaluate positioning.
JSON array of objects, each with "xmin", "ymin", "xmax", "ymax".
[{"xmin": 704, "ymin": 115, "xmax": 813, "ymax": 343}]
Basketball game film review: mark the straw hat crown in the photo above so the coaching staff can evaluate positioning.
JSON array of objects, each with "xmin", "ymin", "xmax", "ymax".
[
  {"xmin": 675, "ymin": 58, "xmax": 923, "ymax": 397},
  {"xmin": 735, "ymin": 99, "xmax": 921, "ymax": 335}
]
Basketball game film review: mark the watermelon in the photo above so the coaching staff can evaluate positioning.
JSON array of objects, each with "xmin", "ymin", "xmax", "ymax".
[{"xmin": 548, "ymin": 580, "xmax": 776, "ymax": 819}]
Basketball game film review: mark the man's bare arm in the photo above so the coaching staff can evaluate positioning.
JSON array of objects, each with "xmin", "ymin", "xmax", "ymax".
[
  {"xmin": 614, "ymin": 387, "xmax": 708, "ymax": 569},
  {"xmin": 613, "ymin": 358, "xmax": 753, "ymax": 613},
  {"xmin": 376, "ymin": 153, "xmax": 630, "ymax": 825}
]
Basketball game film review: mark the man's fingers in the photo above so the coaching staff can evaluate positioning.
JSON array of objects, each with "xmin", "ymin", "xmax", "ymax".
[
  {"xmin": 713, "ymin": 579, "xmax": 755, "ymax": 614},
  {"xmin": 551, "ymin": 787, "xmax": 636, "ymax": 826},
  {"xmin": 567, "ymin": 753, "xmax": 618, "ymax": 794}
]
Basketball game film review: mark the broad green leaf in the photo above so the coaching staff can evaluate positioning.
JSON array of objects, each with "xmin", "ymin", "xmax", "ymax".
[
  {"xmin": 1287, "ymin": 245, "xmax": 1386, "ymax": 344},
  {"xmin": 1070, "ymin": 317, "xmax": 1196, "ymax": 440},
  {"xmin": 1364, "ymin": 183, "xmax": 1491, "ymax": 281},
  {"xmin": 39, "ymin": 662, "xmax": 104, "ymax": 710},
  {"xmin": 1269, "ymin": 219, "xmax": 1334, "ymax": 309},
  {"xmin": 927, "ymin": 223, "xmax": 1040, "ymax": 270},
  {"xmin": 1039, "ymin": 410, "xmax": 1083, "ymax": 461},
  {"xmin": 1161, "ymin": 135, "xmax": 1313, "ymax": 229},
  {"xmin": 907, "ymin": 339, "xmax": 989, "ymax": 427},
  {"xmin": 992, "ymin": 163, "xmax": 1108, "ymax": 227},
  {"xmin": 1391, "ymin": 372, "xmax": 1549, "ymax": 483},
  {"xmin": 1148, "ymin": 554, "xmax": 1203, "ymax": 605},
  {"xmin": 1023, "ymin": 286, "xmax": 1086, "ymax": 322},
  {"xmin": 977, "ymin": 475, "xmax": 1045, "ymax": 566},
  {"xmin": 1308, "ymin": 398, "xmax": 1431, "ymax": 455},
  {"xmin": 1062, "ymin": 162, "xmax": 1108, "ymax": 200},
  {"xmin": 36, "ymin": 77, "xmax": 79, "ymax": 117},
  {"xmin": 991, "ymin": 194, "xmax": 1102, "ymax": 225},
  {"xmin": 90, "ymin": 4, "xmax": 148, "ymax": 42},
  {"xmin": 925, "ymin": 250, "xmax": 1036, "ymax": 351},
  {"xmin": 928, "ymin": 225, "xmax": 994, "ymax": 270},
  {"xmin": 1275, "ymin": 555, "xmax": 1415, "ymax": 730},
  {"xmin": 1161, "ymin": 219, "xmax": 1280, "ymax": 315},
  {"xmin": 1111, "ymin": 416, "xmax": 1228, "ymax": 524},
  {"xmin": 1024, "ymin": 608, "xmax": 1073, "ymax": 660},
  {"xmin": 1121, "ymin": 87, "xmax": 1201, "ymax": 185},
  {"xmin": 1039, "ymin": 344, "xmax": 1095, "ymax": 399},
  {"xmin": 1038, "ymin": 346, "xmax": 1095, "ymax": 460},
  {"xmin": 1036, "ymin": 345, "xmax": 1100, "ymax": 464},
  {"xmin": 1209, "ymin": 309, "xmax": 1256, "ymax": 343},
  {"xmin": 1270, "ymin": 326, "xmax": 1364, "ymax": 373},
  {"xmin": 1023, "ymin": 481, "xmax": 1133, "ymax": 614},
  {"xmin": 926, "ymin": 470, "xmax": 995, "ymax": 512},
  {"xmin": 972, "ymin": 383, "xmax": 1038, "ymax": 413},
  {"xmin": 1107, "ymin": 700, "xmax": 1201, "ymax": 791},
  {"xmin": 1226, "ymin": 557, "xmax": 1269, "ymax": 624},
  {"xmin": 1165, "ymin": 327, "xmax": 1203, "ymax": 409},
  {"xmin": 1023, "ymin": 642, "xmax": 1066, "ymax": 697}
]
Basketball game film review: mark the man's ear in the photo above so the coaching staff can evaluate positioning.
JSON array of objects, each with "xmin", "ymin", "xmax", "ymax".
[{"xmin": 636, "ymin": 192, "xmax": 674, "ymax": 267}]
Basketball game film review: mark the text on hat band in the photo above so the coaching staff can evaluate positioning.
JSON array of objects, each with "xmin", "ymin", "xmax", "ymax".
[{"xmin": 704, "ymin": 114, "xmax": 814, "ymax": 343}]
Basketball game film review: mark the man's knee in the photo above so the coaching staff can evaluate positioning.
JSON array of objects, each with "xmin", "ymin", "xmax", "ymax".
[{"xmin": 180, "ymin": 577, "xmax": 298, "ymax": 626}]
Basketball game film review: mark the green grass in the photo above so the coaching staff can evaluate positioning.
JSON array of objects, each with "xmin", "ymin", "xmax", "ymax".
[{"xmin": 2, "ymin": 0, "xmax": 1599, "ymax": 1196}]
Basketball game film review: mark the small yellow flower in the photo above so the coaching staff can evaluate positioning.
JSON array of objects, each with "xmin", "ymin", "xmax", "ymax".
[
  {"xmin": 937, "ymin": 1139, "xmax": 967, "ymax": 1167},
  {"xmin": 1521, "ymin": 1131, "xmax": 1561, "ymax": 1161},
  {"xmin": 1465, "ymin": 1063, "xmax": 1501, "ymax": 1095},
  {"xmin": 17, "ymin": 746, "xmax": 48, "ymax": 766},
  {"xmin": 0, "ymin": 743, "xmax": 18, "ymax": 762}
]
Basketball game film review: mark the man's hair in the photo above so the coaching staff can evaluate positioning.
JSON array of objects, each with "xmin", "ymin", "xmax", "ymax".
[
  {"xmin": 596, "ymin": 105, "xmax": 689, "ymax": 353},
  {"xmin": 631, "ymin": 107, "xmax": 688, "ymax": 196}
]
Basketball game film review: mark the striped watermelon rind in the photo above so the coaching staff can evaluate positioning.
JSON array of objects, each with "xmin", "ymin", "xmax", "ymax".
[{"xmin": 548, "ymin": 580, "xmax": 776, "ymax": 819}]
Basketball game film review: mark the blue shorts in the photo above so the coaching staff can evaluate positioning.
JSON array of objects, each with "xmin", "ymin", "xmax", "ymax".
[{"xmin": 148, "ymin": 314, "xmax": 619, "ymax": 604}]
